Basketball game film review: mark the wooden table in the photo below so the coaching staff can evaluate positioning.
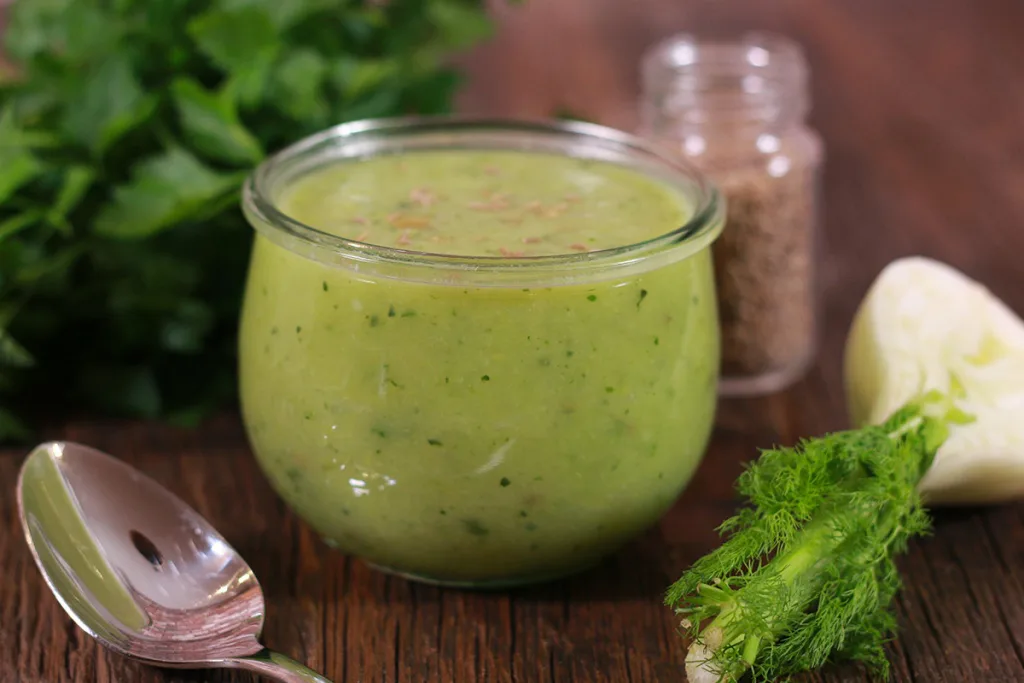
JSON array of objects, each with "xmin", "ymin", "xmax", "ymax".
[{"xmin": 4, "ymin": 1, "xmax": 1024, "ymax": 681}]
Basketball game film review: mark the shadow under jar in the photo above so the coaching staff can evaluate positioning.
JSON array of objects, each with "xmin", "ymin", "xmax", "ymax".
[{"xmin": 239, "ymin": 118, "xmax": 724, "ymax": 587}]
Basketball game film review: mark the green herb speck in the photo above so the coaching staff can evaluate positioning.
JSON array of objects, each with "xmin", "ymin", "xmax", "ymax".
[
  {"xmin": 566, "ymin": 350, "xmax": 574, "ymax": 358},
  {"xmin": 428, "ymin": 438, "xmax": 443, "ymax": 446},
  {"xmin": 586, "ymin": 294, "xmax": 597, "ymax": 302},
  {"xmin": 605, "ymin": 386, "xmax": 615, "ymax": 393},
  {"xmin": 401, "ymin": 310, "xmax": 417, "ymax": 318},
  {"xmin": 271, "ymin": 326, "xmax": 278, "ymax": 335},
  {"xmin": 304, "ymin": 411, "xmax": 313, "ymax": 420},
  {"xmin": 285, "ymin": 468, "xmax": 302, "ymax": 487},
  {"xmin": 371, "ymin": 427, "xmax": 387, "ymax": 438},
  {"xmin": 481, "ymin": 375, "xmax": 490, "ymax": 382},
  {"xmin": 440, "ymin": 509, "xmax": 447, "ymax": 515},
  {"xmin": 369, "ymin": 315, "xmax": 380, "ymax": 327},
  {"xmin": 638, "ymin": 289, "xmax": 648, "ymax": 308},
  {"xmin": 654, "ymin": 337, "xmax": 660, "ymax": 346},
  {"xmin": 500, "ymin": 477, "xmax": 511, "ymax": 487},
  {"xmin": 388, "ymin": 305, "xmax": 396, "ymax": 317},
  {"xmin": 296, "ymin": 326, "xmax": 302, "ymax": 334},
  {"xmin": 322, "ymin": 281, "xmax": 329, "ymax": 291},
  {"xmin": 520, "ymin": 510, "xmax": 528, "ymax": 517},
  {"xmin": 462, "ymin": 519, "xmax": 489, "ymax": 536}
]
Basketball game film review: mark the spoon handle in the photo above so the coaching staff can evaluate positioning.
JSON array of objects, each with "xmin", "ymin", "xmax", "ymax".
[{"xmin": 225, "ymin": 648, "xmax": 335, "ymax": 683}]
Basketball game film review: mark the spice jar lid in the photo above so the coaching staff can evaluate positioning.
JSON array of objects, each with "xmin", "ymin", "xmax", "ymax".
[{"xmin": 641, "ymin": 32, "xmax": 811, "ymax": 128}]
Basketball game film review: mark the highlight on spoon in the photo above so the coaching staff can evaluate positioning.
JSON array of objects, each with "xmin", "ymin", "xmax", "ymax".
[
  {"xmin": 18, "ymin": 442, "xmax": 149, "ymax": 638},
  {"xmin": 16, "ymin": 441, "xmax": 267, "ymax": 663}
]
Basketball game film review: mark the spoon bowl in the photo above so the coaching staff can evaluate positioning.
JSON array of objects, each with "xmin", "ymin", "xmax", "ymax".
[{"xmin": 17, "ymin": 441, "xmax": 332, "ymax": 682}]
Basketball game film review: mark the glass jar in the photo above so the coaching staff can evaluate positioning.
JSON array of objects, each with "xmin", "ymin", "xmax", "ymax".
[
  {"xmin": 239, "ymin": 117, "xmax": 724, "ymax": 587},
  {"xmin": 639, "ymin": 33, "xmax": 823, "ymax": 396}
]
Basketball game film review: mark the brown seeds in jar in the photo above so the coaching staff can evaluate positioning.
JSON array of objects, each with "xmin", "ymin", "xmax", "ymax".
[{"xmin": 713, "ymin": 164, "xmax": 816, "ymax": 379}]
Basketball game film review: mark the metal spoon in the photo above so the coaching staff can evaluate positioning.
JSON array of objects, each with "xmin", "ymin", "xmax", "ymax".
[{"xmin": 16, "ymin": 441, "xmax": 334, "ymax": 683}]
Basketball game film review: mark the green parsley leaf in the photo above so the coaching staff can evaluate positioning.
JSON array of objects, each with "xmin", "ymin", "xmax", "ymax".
[
  {"xmin": 216, "ymin": 0, "xmax": 337, "ymax": 30},
  {"xmin": 12, "ymin": 245, "xmax": 84, "ymax": 287},
  {"xmin": 428, "ymin": 0, "xmax": 496, "ymax": 49},
  {"xmin": 0, "ymin": 107, "xmax": 60, "ymax": 149},
  {"xmin": 188, "ymin": 6, "xmax": 281, "ymax": 74},
  {"xmin": 333, "ymin": 58, "xmax": 399, "ymax": 100},
  {"xmin": 0, "ymin": 327, "xmax": 34, "ymax": 369},
  {"xmin": 0, "ymin": 211, "xmax": 43, "ymax": 243},
  {"xmin": 61, "ymin": 55, "xmax": 158, "ymax": 155},
  {"xmin": 4, "ymin": 0, "xmax": 71, "ymax": 63},
  {"xmin": 223, "ymin": 53, "xmax": 278, "ymax": 110},
  {"xmin": 171, "ymin": 78, "xmax": 264, "ymax": 165},
  {"xmin": 269, "ymin": 49, "xmax": 329, "ymax": 123},
  {"xmin": 94, "ymin": 147, "xmax": 243, "ymax": 239},
  {"xmin": 47, "ymin": 167, "xmax": 96, "ymax": 233},
  {"xmin": 0, "ymin": 149, "xmax": 42, "ymax": 205}
]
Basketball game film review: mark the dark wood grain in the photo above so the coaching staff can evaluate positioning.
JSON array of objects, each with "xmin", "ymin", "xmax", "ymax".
[{"xmin": 4, "ymin": 1, "xmax": 1024, "ymax": 681}]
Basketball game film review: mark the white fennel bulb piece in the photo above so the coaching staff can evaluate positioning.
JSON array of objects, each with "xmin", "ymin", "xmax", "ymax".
[
  {"xmin": 685, "ymin": 627, "xmax": 728, "ymax": 683},
  {"xmin": 844, "ymin": 256, "xmax": 1024, "ymax": 505}
]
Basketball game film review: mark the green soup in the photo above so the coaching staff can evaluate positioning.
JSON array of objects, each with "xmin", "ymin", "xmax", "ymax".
[
  {"xmin": 277, "ymin": 150, "xmax": 693, "ymax": 256},
  {"xmin": 239, "ymin": 123, "xmax": 722, "ymax": 586}
]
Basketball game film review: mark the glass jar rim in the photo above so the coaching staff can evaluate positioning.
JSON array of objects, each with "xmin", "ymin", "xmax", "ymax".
[
  {"xmin": 642, "ymin": 31, "xmax": 809, "ymax": 88},
  {"xmin": 640, "ymin": 32, "xmax": 810, "ymax": 131},
  {"xmin": 242, "ymin": 116, "xmax": 724, "ymax": 282}
]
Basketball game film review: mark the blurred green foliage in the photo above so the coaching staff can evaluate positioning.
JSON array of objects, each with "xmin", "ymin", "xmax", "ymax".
[{"xmin": 0, "ymin": 0, "xmax": 505, "ymax": 440}]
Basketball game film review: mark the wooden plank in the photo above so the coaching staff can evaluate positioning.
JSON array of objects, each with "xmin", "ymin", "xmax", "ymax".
[{"xmin": 4, "ymin": 0, "xmax": 1024, "ymax": 681}]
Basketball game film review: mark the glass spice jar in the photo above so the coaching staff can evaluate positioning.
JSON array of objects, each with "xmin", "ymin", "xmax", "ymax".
[{"xmin": 639, "ymin": 32, "xmax": 823, "ymax": 396}]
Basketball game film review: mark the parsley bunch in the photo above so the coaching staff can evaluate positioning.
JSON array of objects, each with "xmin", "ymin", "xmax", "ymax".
[{"xmin": 0, "ymin": 0, "xmax": 502, "ymax": 440}]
